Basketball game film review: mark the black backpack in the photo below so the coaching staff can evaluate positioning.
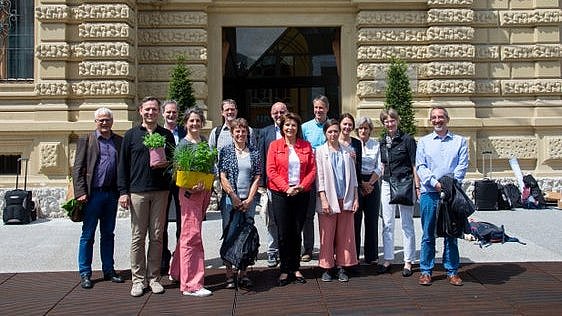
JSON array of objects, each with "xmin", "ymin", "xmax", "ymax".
[
  {"xmin": 220, "ymin": 216, "xmax": 260, "ymax": 271},
  {"xmin": 469, "ymin": 221, "xmax": 526, "ymax": 248},
  {"xmin": 502, "ymin": 183, "xmax": 523, "ymax": 209}
]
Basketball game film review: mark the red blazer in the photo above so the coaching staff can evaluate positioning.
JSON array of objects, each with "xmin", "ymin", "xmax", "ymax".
[{"xmin": 266, "ymin": 138, "xmax": 316, "ymax": 193}]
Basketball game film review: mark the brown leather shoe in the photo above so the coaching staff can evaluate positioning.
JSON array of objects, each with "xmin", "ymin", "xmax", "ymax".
[
  {"xmin": 447, "ymin": 274, "xmax": 463, "ymax": 286},
  {"xmin": 418, "ymin": 274, "xmax": 432, "ymax": 286}
]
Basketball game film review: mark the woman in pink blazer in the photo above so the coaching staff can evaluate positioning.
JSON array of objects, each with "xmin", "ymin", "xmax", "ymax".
[{"xmin": 315, "ymin": 119, "xmax": 359, "ymax": 283}]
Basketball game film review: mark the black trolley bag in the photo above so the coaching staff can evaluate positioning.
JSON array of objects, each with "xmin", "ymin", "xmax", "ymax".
[
  {"xmin": 473, "ymin": 151, "xmax": 499, "ymax": 211},
  {"xmin": 3, "ymin": 158, "xmax": 36, "ymax": 224}
]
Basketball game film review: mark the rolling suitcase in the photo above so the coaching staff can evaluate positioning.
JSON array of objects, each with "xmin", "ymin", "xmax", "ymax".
[
  {"xmin": 473, "ymin": 151, "xmax": 499, "ymax": 211},
  {"xmin": 3, "ymin": 158, "xmax": 36, "ymax": 224}
]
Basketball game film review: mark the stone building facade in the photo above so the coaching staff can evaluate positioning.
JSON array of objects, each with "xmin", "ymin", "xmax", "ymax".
[{"xmin": 0, "ymin": 0, "xmax": 561, "ymax": 217}]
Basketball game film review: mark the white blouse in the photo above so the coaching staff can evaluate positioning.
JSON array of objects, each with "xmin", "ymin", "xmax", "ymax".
[{"xmin": 361, "ymin": 138, "xmax": 382, "ymax": 177}]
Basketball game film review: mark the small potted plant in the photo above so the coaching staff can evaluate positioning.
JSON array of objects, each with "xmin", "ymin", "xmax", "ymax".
[
  {"xmin": 173, "ymin": 141, "xmax": 218, "ymax": 190},
  {"xmin": 143, "ymin": 132, "xmax": 168, "ymax": 167}
]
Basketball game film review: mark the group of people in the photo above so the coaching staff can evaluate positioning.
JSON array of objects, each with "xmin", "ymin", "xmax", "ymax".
[{"xmin": 72, "ymin": 94, "xmax": 469, "ymax": 300}]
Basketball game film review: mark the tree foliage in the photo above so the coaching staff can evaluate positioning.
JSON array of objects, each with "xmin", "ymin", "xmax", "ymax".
[
  {"xmin": 168, "ymin": 55, "xmax": 196, "ymax": 123},
  {"xmin": 384, "ymin": 57, "xmax": 416, "ymax": 136}
]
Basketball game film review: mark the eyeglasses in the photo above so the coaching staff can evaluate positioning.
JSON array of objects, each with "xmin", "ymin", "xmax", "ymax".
[{"xmin": 95, "ymin": 119, "xmax": 112, "ymax": 123}]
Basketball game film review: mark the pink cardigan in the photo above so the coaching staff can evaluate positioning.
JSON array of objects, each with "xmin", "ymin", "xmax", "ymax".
[{"xmin": 315, "ymin": 143, "xmax": 358, "ymax": 213}]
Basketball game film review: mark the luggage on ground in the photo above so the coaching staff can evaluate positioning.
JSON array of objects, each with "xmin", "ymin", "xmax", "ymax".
[
  {"xmin": 474, "ymin": 151, "xmax": 499, "ymax": 211},
  {"xmin": 468, "ymin": 220, "xmax": 526, "ymax": 248},
  {"xmin": 3, "ymin": 158, "xmax": 36, "ymax": 225}
]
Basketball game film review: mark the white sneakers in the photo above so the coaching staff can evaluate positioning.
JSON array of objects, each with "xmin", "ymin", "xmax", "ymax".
[
  {"xmin": 182, "ymin": 288, "xmax": 212, "ymax": 297},
  {"xmin": 149, "ymin": 280, "xmax": 165, "ymax": 294},
  {"xmin": 130, "ymin": 282, "xmax": 145, "ymax": 297}
]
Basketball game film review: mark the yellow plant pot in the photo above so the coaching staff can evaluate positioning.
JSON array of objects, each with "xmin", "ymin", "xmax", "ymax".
[{"xmin": 176, "ymin": 170, "xmax": 214, "ymax": 191}]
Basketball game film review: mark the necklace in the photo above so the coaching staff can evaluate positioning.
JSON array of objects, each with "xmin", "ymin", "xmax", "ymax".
[
  {"xmin": 234, "ymin": 144, "xmax": 247, "ymax": 154},
  {"xmin": 185, "ymin": 134, "xmax": 201, "ymax": 143}
]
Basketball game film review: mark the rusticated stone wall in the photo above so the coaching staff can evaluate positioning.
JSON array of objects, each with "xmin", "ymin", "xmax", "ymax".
[{"xmin": 1, "ymin": 0, "xmax": 561, "ymax": 220}]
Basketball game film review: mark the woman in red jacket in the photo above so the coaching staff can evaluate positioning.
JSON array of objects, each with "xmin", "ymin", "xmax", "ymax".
[{"xmin": 266, "ymin": 112, "xmax": 316, "ymax": 286}]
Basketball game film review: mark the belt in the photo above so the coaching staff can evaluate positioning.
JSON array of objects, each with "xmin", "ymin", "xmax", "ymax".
[{"xmin": 92, "ymin": 186, "xmax": 116, "ymax": 192}]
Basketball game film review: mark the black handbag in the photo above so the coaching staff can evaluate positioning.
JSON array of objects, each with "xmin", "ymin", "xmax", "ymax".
[
  {"xmin": 389, "ymin": 175, "xmax": 414, "ymax": 206},
  {"xmin": 385, "ymin": 136, "xmax": 414, "ymax": 206}
]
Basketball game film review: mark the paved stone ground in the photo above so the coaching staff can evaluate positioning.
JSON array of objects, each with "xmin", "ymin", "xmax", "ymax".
[{"xmin": 1, "ymin": 208, "xmax": 561, "ymax": 273}]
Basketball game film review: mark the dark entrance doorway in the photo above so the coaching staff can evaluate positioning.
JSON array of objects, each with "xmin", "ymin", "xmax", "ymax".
[{"xmin": 223, "ymin": 27, "xmax": 340, "ymax": 128}]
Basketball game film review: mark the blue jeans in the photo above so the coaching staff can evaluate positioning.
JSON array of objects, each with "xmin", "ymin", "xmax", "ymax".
[
  {"xmin": 78, "ymin": 189, "xmax": 118, "ymax": 277},
  {"xmin": 419, "ymin": 192, "xmax": 459, "ymax": 276}
]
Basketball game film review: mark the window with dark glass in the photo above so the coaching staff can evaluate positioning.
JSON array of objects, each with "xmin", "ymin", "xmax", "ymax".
[
  {"xmin": 1, "ymin": 0, "xmax": 34, "ymax": 80},
  {"xmin": 0, "ymin": 154, "xmax": 21, "ymax": 175}
]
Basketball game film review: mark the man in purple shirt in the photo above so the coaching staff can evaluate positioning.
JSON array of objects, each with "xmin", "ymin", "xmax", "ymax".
[{"xmin": 73, "ymin": 107, "xmax": 124, "ymax": 289}]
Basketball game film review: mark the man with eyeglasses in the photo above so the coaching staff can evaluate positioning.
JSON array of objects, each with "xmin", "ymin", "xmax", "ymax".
[
  {"xmin": 258, "ymin": 101, "xmax": 288, "ymax": 267},
  {"xmin": 416, "ymin": 106, "xmax": 469, "ymax": 287},
  {"xmin": 73, "ymin": 107, "xmax": 124, "ymax": 289},
  {"xmin": 160, "ymin": 100, "xmax": 186, "ymax": 275}
]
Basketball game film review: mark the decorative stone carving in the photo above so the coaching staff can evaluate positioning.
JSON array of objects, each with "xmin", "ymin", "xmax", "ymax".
[
  {"xmin": 358, "ymin": 28, "xmax": 427, "ymax": 43},
  {"xmin": 71, "ymin": 80, "xmax": 132, "ymax": 96},
  {"xmin": 356, "ymin": 81, "xmax": 385, "ymax": 97},
  {"xmin": 357, "ymin": 63, "xmax": 389, "ymax": 80},
  {"xmin": 39, "ymin": 142, "xmax": 61, "ymax": 169},
  {"xmin": 478, "ymin": 137, "xmax": 536, "ymax": 159},
  {"xmin": 35, "ymin": 5, "xmax": 69, "ymax": 21},
  {"xmin": 427, "ymin": 0, "xmax": 473, "ymax": 6},
  {"xmin": 358, "ymin": 46, "xmax": 427, "ymax": 61},
  {"xmin": 356, "ymin": 11, "xmax": 426, "ymax": 26},
  {"xmin": 427, "ymin": 44, "xmax": 474, "ymax": 59},
  {"xmin": 35, "ymin": 43, "xmax": 70, "ymax": 60},
  {"xmin": 475, "ymin": 45, "xmax": 500, "ymax": 60},
  {"xmin": 35, "ymin": 81, "xmax": 69, "ymax": 96},
  {"xmin": 138, "ymin": 11, "xmax": 207, "ymax": 27},
  {"xmin": 418, "ymin": 80, "xmax": 475, "ymax": 95},
  {"xmin": 501, "ymin": 45, "xmax": 560, "ymax": 61},
  {"xmin": 545, "ymin": 137, "xmax": 562, "ymax": 161},
  {"xmin": 502, "ymin": 79, "xmax": 562, "ymax": 95},
  {"xmin": 475, "ymin": 80, "xmax": 501, "ymax": 94},
  {"xmin": 78, "ymin": 23, "xmax": 133, "ymax": 40},
  {"xmin": 138, "ymin": 29, "xmax": 207, "ymax": 45},
  {"xmin": 78, "ymin": 61, "xmax": 132, "ymax": 77},
  {"xmin": 427, "ymin": 9, "xmax": 473, "ymax": 24},
  {"xmin": 72, "ymin": 42, "xmax": 132, "ymax": 59},
  {"xmin": 138, "ymin": 47, "xmax": 207, "ymax": 62},
  {"xmin": 427, "ymin": 26, "xmax": 474, "ymax": 42},
  {"xmin": 473, "ymin": 11, "xmax": 499, "ymax": 26},
  {"xmin": 73, "ymin": 4, "xmax": 133, "ymax": 22},
  {"xmin": 500, "ymin": 10, "xmax": 562, "ymax": 26},
  {"xmin": 419, "ymin": 62, "xmax": 474, "ymax": 78}
]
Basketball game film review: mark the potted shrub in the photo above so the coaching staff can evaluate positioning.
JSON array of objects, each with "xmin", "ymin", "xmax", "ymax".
[
  {"xmin": 173, "ymin": 141, "xmax": 218, "ymax": 190},
  {"xmin": 143, "ymin": 132, "xmax": 168, "ymax": 167}
]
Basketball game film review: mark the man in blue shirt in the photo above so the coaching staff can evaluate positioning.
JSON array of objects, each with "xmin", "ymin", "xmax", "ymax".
[
  {"xmin": 300, "ymin": 95, "xmax": 329, "ymax": 261},
  {"xmin": 416, "ymin": 106, "xmax": 469, "ymax": 287}
]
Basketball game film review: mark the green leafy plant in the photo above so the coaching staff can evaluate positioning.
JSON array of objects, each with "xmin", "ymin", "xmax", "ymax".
[
  {"xmin": 168, "ymin": 55, "xmax": 196, "ymax": 124},
  {"xmin": 384, "ymin": 57, "xmax": 416, "ymax": 136},
  {"xmin": 173, "ymin": 141, "xmax": 218, "ymax": 174},
  {"xmin": 143, "ymin": 132, "xmax": 167, "ymax": 149}
]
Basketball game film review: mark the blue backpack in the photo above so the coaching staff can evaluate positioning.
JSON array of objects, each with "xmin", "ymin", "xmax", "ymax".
[{"xmin": 469, "ymin": 221, "xmax": 526, "ymax": 248}]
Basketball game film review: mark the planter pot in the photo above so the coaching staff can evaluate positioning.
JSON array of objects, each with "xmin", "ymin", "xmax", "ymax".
[
  {"xmin": 176, "ymin": 170, "xmax": 214, "ymax": 191},
  {"xmin": 149, "ymin": 147, "xmax": 167, "ymax": 167}
]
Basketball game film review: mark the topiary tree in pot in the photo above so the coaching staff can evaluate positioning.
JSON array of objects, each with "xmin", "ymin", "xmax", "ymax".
[
  {"xmin": 384, "ymin": 57, "xmax": 416, "ymax": 136},
  {"xmin": 168, "ymin": 55, "xmax": 196, "ymax": 123}
]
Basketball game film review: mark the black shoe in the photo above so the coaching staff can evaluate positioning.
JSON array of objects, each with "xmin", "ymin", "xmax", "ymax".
[
  {"xmin": 278, "ymin": 274, "xmax": 291, "ymax": 287},
  {"xmin": 402, "ymin": 268, "xmax": 413, "ymax": 277},
  {"xmin": 377, "ymin": 264, "xmax": 391, "ymax": 274},
  {"xmin": 103, "ymin": 271, "xmax": 124, "ymax": 283},
  {"xmin": 294, "ymin": 272, "xmax": 306, "ymax": 284},
  {"xmin": 80, "ymin": 275, "xmax": 93, "ymax": 289}
]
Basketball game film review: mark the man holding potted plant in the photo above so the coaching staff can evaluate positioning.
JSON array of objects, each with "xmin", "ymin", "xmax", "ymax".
[
  {"xmin": 73, "ymin": 107, "xmax": 123, "ymax": 289},
  {"xmin": 118, "ymin": 96, "xmax": 175, "ymax": 297}
]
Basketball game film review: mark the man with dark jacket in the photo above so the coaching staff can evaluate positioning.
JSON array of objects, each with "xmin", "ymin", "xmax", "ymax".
[
  {"xmin": 258, "ymin": 101, "xmax": 287, "ymax": 267},
  {"xmin": 118, "ymin": 96, "xmax": 175, "ymax": 297},
  {"xmin": 73, "ymin": 107, "xmax": 124, "ymax": 289}
]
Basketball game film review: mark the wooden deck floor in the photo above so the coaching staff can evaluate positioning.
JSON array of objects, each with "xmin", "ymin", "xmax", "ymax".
[{"xmin": 1, "ymin": 262, "xmax": 561, "ymax": 315}]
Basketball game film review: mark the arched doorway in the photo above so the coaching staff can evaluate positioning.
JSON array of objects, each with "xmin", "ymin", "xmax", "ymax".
[{"xmin": 222, "ymin": 27, "xmax": 341, "ymax": 128}]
